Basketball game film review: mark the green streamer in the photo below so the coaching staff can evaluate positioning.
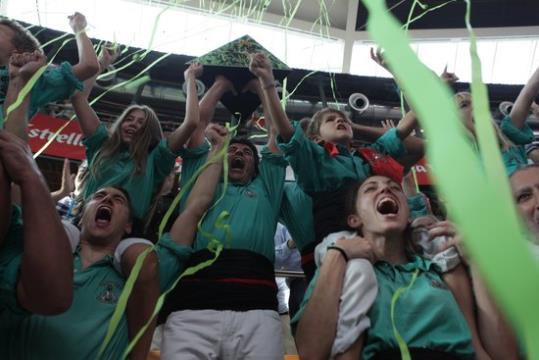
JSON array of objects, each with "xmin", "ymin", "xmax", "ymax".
[
  {"xmin": 121, "ymin": 241, "xmax": 223, "ymax": 359},
  {"xmin": 390, "ymin": 269, "xmax": 419, "ymax": 360},
  {"xmin": 97, "ymin": 246, "xmax": 154, "ymax": 359},
  {"xmin": 361, "ymin": 1, "xmax": 539, "ymax": 359}
]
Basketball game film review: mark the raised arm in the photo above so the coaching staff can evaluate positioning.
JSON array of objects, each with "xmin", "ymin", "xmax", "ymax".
[
  {"xmin": 51, "ymin": 158, "xmax": 75, "ymax": 203},
  {"xmin": 167, "ymin": 63, "xmax": 203, "ymax": 152},
  {"xmin": 244, "ymin": 78, "xmax": 280, "ymax": 153},
  {"xmin": 249, "ymin": 53, "xmax": 294, "ymax": 141},
  {"xmin": 169, "ymin": 123, "xmax": 227, "ymax": 245},
  {"xmin": 4, "ymin": 51, "xmax": 46, "ymax": 140},
  {"xmin": 0, "ymin": 131, "xmax": 72, "ymax": 315},
  {"xmin": 68, "ymin": 12, "xmax": 99, "ymax": 81},
  {"xmin": 510, "ymin": 66, "xmax": 539, "ymax": 129},
  {"xmin": 70, "ymin": 46, "xmax": 119, "ymax": 137}
]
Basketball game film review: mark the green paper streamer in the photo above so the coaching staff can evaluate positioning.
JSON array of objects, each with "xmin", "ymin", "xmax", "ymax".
[
  {"xmin": 121, "ymin": 241, "xmax": 223, "ymax": 359},
  {"xmin": 390, "ymin": 269, "xmax": 419, "ymax": 360},
  {"xmin": 361, "ymin": 1, "xmax": 539, "ymax": 359},
  {"xmin": 97, "ymin": 246, "xmax": 154, "ymax": 359}
]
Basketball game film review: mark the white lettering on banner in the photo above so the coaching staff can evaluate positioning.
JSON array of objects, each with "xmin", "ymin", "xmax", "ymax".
[
  {"xmin": 27, "ymin": 128, "xmax": 84, "ymax": 147},
  {"xmin": 414, "ymin": 165, "xmax": 427, "ymax": 173}
]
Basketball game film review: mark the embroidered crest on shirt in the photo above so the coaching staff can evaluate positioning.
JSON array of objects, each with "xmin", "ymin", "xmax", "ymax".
[{"xmin": 97, "ymin": 281, "xmax": 121, "ymax": 304}]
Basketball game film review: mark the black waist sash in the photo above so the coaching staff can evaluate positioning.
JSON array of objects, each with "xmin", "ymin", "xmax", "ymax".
[
  {"xmin": 300, "ymin": 180, "xmax": 355, "ymax": 282},
  {"xmin": 160, "ymin": 249, "xmax": 277, "ymax": 319}
]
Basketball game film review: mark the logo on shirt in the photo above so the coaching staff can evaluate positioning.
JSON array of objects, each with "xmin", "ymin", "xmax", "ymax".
[
  {"xmin": 97, "ymin": 281, "xmax": 122, "ymax": 304},
  {"xmin": 245, "ymin": 190, "xmax": 257, "ymax": 198}
]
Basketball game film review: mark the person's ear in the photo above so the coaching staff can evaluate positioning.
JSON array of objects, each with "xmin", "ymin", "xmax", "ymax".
[{"xmin": 347, "ymin": 213, "xmax": 362, "ymax": 230}]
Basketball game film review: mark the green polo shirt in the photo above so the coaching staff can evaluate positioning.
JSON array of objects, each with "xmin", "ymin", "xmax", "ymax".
[
  {"xmin": 0, "ymin": 231, "xmax": 192, "ymax": 360},
  {"xmin": 0, "ymin": 62, "xmax": 83, "ymax": 123},
  {"xmin": 277, "ymin": 122, "xmax": 406, "ymax": 193},
  {"xmin": 292, "ymin": 256, "xmax": 474, "ymax": 359},
  {"xmin": 500, "ymin": 115, "xmax": 534, "ymax": 176},
  {"xmin": 179, "ymin": 143, "xmax": 286, "ymax": 262},
  {"xmin": 82, "ymin": 123, "xmax": 179, "ymax": 220},
  {"xmin": 279, "ymin": 182, "xmax": 315, "ymax": 251}
]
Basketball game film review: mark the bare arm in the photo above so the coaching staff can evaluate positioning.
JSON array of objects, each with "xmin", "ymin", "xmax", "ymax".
[
  {"xmin": 295, "ymin": 250, "xmax": 346, "ymax": 360},
  {"xmin": 443, "ymin": 266, "xmax": 492, "ymax": 360},
  {"xmin": 249, "ymin": 53, "xmax": 294, "ymax": 141},
  {"xmin": 510, "ymin": 66, "xmax": 539, "ymax": 129},
  {"xmin": 68, "ymin": 12, "xmax": 99, "ymax": 81},
  {"xmin": 471, "ymin": 266, "xmax": 519, "ymax": 360},
  {"xmin": 4, "ymin": 52, "xmax": 47, "ymax": 140},
  {"xmin": 170, "ymin": 124, "xmax": 227, "ymax": 245},
  {"xmin": 0, "ymin": 131, "xmax": 72, "ymax": 315},
  {"xmin": 51, "ymin": 158, "xmax": 75, "ymax": 202},
  {"xmin": 70, "ymin": 46, "xmax": 119, "ymax": 137},
  {"xmin": 167, "ymin": 63, "xmax": 203, "ymax": 152}
]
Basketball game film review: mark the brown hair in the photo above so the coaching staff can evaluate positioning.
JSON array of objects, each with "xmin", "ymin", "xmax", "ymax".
[
  {"xmin": 307, "ymin": 108, "xmax": 349, "ymax": 138},
  {"xmin": 90, "ymin": 105, "xmax": 163, "ymax": 178},
  {"xmin": 455, "ymin": 91, "xmax": 514, "ymax": 150},
  {"xmin": 0, "ymin": 19, "xmax": 41, "ymax": 52}
]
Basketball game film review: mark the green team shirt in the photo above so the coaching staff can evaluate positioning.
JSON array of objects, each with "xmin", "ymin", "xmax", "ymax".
[
  {"xmin": 279, "ymin": 182, "xmax": 315, "ymax": 251},
  {"xmin": 500, "ymin": 115, "xmax": 534, "ymax": 176},
  {"xmin": 0, "ymin": 227, "xmax": 192, "ymax": 360},
  {"xmin": 0, "ymin": 62, "xmax": 83, "ymax": 123},
  {"xmin": 179, "ymin": 143, "xmax": 286, "ymax": 262},
  {"xmin": 292, "ymin": 256, "xmax": 474, "ymax": 359},
  {"xmin": 82, "ymin": 123, "xmax": 179, "ymax": 219},
  {"xmin": 277, "ymin": 122, "xmax": 406, "ymax": 193}
]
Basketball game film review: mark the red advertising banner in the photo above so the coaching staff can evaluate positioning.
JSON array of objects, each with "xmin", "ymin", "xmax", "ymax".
[
  {"xmin": 28, "ymin": 113, "xmax": 85, "ymax": 161},
  {"xmin": 411, "ymin": 158, "xmax": 432, "ymax": 186}
]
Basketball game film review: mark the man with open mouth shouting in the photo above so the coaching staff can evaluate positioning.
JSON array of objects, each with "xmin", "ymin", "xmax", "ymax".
[
  {"xmin": 159, "ymin": 73, "xmax": 287, "ymax": 359},
  {"xmin": 0, "ymin": 122, "xmax": 229, "ymax": 360}
]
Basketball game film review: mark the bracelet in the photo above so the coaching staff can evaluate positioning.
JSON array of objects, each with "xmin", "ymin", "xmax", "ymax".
[
  {"xmin": 327, "ymin": 246, "xmax": 349, "ymax": 262},
  {"xmin": 263, "ymin": 82, "xmax": 276, "ymax": 90}
]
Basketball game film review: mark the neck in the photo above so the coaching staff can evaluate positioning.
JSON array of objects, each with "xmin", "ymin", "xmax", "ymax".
[
  {"xmin": 79, "ymin": 234, "xmax": 120, "ymax": 269},
  {"xmin": 366, "ymin": 232, "xmax": 408, "ymax": 265}
]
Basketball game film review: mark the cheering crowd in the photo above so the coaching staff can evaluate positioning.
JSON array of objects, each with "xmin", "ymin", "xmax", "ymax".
[{"xmin": 1, "ymin": 12, "xmax": 539, "ymax": 360}]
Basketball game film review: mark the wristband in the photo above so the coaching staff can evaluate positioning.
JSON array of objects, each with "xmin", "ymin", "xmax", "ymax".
[{"xmin": 327, "ymin": 246, "xmax": 349, "ymax": 262}]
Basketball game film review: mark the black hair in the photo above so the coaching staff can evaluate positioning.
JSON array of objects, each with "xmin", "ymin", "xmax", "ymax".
[
  {"xmin": 229, "ymin": 137, "xmax": 260, "ymax": 176},
  {"xmin": 0, "ymin": 19, "xmax": 41, "ymax": 52}
]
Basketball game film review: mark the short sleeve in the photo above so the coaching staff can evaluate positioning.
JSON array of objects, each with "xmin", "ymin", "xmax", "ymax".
[
  {"xmin": 83, "ymin": 123, "xmax": 109, "ymax": 163},
  {"xmin": 150, "ymin": 139, "xmax": 181, "ymax": 187},
  {"xmin": 258, "ymin": 147, "xmax": 287, "ymax": 205},
  {"xmin": 178, "ymin": 142, "xmax": 210, "ymax": 190},
  {"xmin": 28, "ymin": 62, "xmax": 84, "ymax": 117},
  {"xmin": 155, "ymin": 233, "xmax": 193, "ymax": 292},
  {"xmin": 62, "ymin": 221, "xmax": 81, "ymax": 253},
  {"xmin": 370, "ymin": 128, "xmax": 407, "ymax": 159},
  {"xmin": 277, "ymin": 122, "xmax": 327, "ymax": 190},
  {"xmin": 501, "ymin": 115, "xmax": 534, "ymax": 145}
]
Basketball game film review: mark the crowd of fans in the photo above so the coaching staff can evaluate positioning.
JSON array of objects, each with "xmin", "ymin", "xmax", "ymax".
[{"xmin": 1, "ymin": 11, "xmax": 539, "ymax": 360}]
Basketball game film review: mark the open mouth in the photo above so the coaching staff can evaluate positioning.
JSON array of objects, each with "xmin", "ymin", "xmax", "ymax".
[
  {"xmin": 336, "ymin": 124, "xmax": 347, "ymax": 131},
  {"xmin": 230, "ymin": 157, "xmax": 245, "ymax": 170},
  {"xmin": 95, "ymin": 205, "xmax": 112, "ymax": 227},
  {"xmin": 376, "ymin": 196, "xmax": 399, "ymax": 215}
]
